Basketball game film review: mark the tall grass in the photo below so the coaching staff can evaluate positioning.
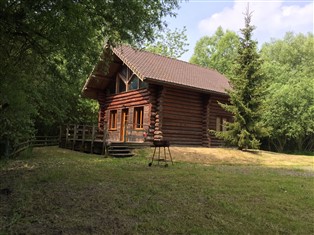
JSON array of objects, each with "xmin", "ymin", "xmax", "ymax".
[{"xmin": 1, "ymin": 147, "xmax": 313, "ymax": 234}]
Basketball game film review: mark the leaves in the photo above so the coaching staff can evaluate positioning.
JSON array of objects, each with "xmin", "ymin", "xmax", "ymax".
[
  {"xmin": 0, "ymin": 0, "xmax": 179, "ymax": 151},
  {"xmin": 261, "ymin": 33, "xmax": 314, "ymax": 151},
  {"xmin": 189, "ymin": 26, "xmax": 240, "ymax": 77},
  {"xmin": 144, "ymin": 27, "xmax": 189, "ymax": 59}
]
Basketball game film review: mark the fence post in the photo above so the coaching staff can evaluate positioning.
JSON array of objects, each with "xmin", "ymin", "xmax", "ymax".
[
  {"xmin": 82, "ymin": 125, "xmax": 86, "ymax": 144},
  {"xmin": 91, "ymin": 124, "xmax": 95, "ymax": 154},
  {"xmin": 72, "ymin": 125, "xmax": 77, "ymax": 150},
  {"xmin": 59, "ymin": 126, "xmax": 62, "ymax": 146},
  {"xmin": 66, "ymin": 124, "xmax": 69, "ymax": 148}
]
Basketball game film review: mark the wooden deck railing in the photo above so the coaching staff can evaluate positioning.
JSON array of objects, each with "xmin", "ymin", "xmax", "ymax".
[{"xmin": 59, "ymin": 124, "xmax": 108, "ymax": 154}]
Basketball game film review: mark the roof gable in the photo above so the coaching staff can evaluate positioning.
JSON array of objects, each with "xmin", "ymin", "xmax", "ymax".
[{"xmin": 82, "ymin": 45, "xmax": 230, "ymax": 99}]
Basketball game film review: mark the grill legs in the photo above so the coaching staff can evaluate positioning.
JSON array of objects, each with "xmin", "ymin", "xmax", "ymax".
[{"xmin": 149, "ymin": 146, "xmax": 173, "ymax": 167}]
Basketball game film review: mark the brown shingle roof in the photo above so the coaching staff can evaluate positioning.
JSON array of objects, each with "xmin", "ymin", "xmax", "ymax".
[
  {"xmin": 113, "ymin": 45, "xmax": 230, "ymax": 94},
  {"xmin": 82, "ymin": 45, "xmax": 230, "ymax": 99}
]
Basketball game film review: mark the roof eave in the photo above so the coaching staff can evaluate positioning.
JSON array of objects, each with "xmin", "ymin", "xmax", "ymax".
[{"xmin": 145, "ymin": 77, "xmax": 229, "ymax": 96}]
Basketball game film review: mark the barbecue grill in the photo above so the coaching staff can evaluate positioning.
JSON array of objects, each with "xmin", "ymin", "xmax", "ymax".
[{"xmin": 148, "ymin": 140, "xmax": 173, "ymax": 167}]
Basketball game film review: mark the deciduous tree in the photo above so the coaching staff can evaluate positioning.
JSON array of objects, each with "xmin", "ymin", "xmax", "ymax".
[
  {"xmin": 144, "ymin": 27, "xmax": 189, "ymax": 59},
  {"xmin": 189, "ymin": 26, "xmax": 239, "ymax": 77},
  {"xmin": 261, "ymin": 32, "xmax": 314, "ymax": 152},
  {"xmin": 0, "ymin": 0, "xmax": 179, "ymax": 155}
]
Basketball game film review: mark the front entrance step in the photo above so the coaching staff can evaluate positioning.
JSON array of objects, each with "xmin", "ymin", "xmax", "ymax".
[{"xmin": 108, "ymin": 144, "xmax": 134, "ymax": 158}]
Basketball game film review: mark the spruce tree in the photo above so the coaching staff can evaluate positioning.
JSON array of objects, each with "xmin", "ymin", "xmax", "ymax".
[{"xmin": 217, "ymin": 8, "xmax": 265, "ymax": 150}]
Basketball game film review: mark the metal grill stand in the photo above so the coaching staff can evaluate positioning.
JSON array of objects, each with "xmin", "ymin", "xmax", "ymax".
[{"xmin": 148, "ymin": 140, "xmax": 173, "ymax": 167}]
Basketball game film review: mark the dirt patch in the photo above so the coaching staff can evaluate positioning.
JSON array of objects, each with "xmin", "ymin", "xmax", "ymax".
[{"xmin": 154, "ymin": 147, "xmax": 314, "ymax": 170}]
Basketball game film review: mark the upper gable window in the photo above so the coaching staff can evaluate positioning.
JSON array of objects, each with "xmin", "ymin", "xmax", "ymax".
[
  {"xmin": 110, "ymin": 64, "xmax": 148, "ymax": 94},
  {"xmin": 128, "ymin": 75, "xmax": 140, "ymax": 91},
  {"xmin": 107, "ymin": 77, "xmax": 116, "ymax": 94},
  {"xmin": 118, "ymin": 77, "xmax": 126, "ymax": 93},
  {"xmin": 119, "ymin": 65, "xmax": 128, "ymax": 78}
]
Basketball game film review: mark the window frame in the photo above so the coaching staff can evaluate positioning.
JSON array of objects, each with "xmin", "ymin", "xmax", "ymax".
[
  {"xmin": 109, "ymin": 110, "xmax": 118, "ymax": 130},
  {"xmin": 216, "ymin": 116, "xmax": 228, "ymax": 132},
  {"xmin": 113, "ymin": 65, "xmax": 148, "ymax": 94},
  {"xmin": 133, "ymin": 107, "xmax": 144, "ymax": 130}
]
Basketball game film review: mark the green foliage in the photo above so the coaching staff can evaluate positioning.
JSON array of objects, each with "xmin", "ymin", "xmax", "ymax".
[
  {"xmin": 0, "ymin": 0, "xmax": 179, "ymax": 150},
  {"xmin": 217, "ymin": 10, "xmax": 266, "ymax": 150},
  {"xmin": 261, "ymin": 32, "xmax": 314, "ymax": 152},
  {"xmin": 189, "ymin": 26, "xmax": 239, "ymax": 77},
  {"xmin": 144, "ymin": 27, "xmax": 189, "ymax": 59}
]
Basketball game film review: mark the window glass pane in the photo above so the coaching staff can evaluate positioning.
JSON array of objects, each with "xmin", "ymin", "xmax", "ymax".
[
  {"xmin": 108, "ymin": 77, "xmax": 116, "ymax": 94},
  {"xmin": 216, "ymin": 117, "xmax": 221, "ymax": 132},
  {"xmin": 120, "ymin": 65, "xmax": 127, "ymax": 78},
  {"xmin": 128, "ymin": 76, "xmax": 139, "ymax": 90},
  {"xmin": 118, "ymin": 78, "xmax": 126, "ymax": 93},
  {"xmin": 222, "ymin": 118, "xmax": 227, "ymax": 132}
]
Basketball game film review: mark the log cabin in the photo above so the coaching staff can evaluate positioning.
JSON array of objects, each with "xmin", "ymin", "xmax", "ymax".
[{"xmin": 82, "ymin": 45, "xmax": 232, "ymax": 146}]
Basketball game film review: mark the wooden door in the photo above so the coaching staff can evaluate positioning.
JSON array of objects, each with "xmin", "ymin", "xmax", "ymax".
[{"xmin": 120, "ymin": 109, "xmax": 128, "ymax": 142}]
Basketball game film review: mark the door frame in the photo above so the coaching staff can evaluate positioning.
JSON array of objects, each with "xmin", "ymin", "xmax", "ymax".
[{"xmin": 120, "ymin": 108, "xmax": 129, "ymax": 142}]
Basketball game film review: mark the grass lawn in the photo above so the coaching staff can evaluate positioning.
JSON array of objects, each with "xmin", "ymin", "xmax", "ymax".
[{"xmin": 0, "ymin": 146, "xmax": 313, "ymax": 234}]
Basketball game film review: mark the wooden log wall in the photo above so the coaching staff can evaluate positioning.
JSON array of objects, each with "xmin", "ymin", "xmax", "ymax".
[
  {"xmin": 202, "ymin": 95, "xmax": 210, "ymax": 147},
  {"xmin": 148, "ymin": 84, "xmax": 162, "ymax": 142},
  {"xmin": 158, "ymin": 87, "xmax": 204, "ymax": 146},
  {"xmin": 98, "ymin": 89, "xmax": 151, "ymax": 142},
  {"xmin": 148, "ymin": 85, "xmax": 163, "ymax": 142},
  {"xmin": 96, "ymin": 83, "xmax": 232, "ymax": 146},
  {"xmin": 207, "ymin": 94, "xmax": 232, "ymax": 147}
]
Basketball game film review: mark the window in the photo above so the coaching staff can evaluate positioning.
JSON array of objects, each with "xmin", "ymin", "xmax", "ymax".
[
  {"xmin": 216, "ymin": 117, "xmax": 228, "ymax": 132},
  {"xmin": 107, "ymin": 77, "xmax": 116, "ymax": 94},
  {"xmin": 111, "ymin": 65, "xmax": 148, "ymax": 94},
  {"xmin": 109, "ymin": 110, "xmax": 117, "ymax": 130},
  {"xmin": 216, "ymin": 117, "xmax": 221, "ymax": 132},
  {"xmin": 134, "ymin": 107, "xmax": 144, "ymax": 129},
  {"xmin": 128, "ymin": 75, "xmax": 139, "ymax": 91},
  {"xmin": 222, "ymin": 118, "xmax": 227, "ymax": 132},
  {"xmin": 118, "ymin": 77, "xmax": 126, "ymax": 93},
  {"xmin": 120, "ymin": 65, "xmax": 128, "ymax": 78}
]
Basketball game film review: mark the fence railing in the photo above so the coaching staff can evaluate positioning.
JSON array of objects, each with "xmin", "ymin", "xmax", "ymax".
[
  {"xmin": 8, "ymin": 136, "xmax": 59, "ymax": 157},
  {"xmin": 59, "ymin": 124, "xmax": 108, "ymax": 154},
  {"xmin": 59, "ymin": 124, "xmax": 106, "ymax": 143}
]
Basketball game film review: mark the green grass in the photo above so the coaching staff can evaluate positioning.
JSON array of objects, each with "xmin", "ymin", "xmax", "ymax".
[{"xmin": 1, "ymin": 147, "xmax": 313, "ymax": 234}]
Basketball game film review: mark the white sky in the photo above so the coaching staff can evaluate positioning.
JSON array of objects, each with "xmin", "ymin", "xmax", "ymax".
[{"xmin": 165, "ymin": 0, "xmax": 314, "ymax": 61}]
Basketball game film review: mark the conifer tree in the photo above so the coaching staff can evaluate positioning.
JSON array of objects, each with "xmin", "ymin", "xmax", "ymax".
[{"xmin": 217, "ymin": 7, "xmax": 266, "ymax": 149}]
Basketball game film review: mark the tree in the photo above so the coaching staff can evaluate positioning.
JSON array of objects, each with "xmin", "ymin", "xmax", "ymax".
[
  {"xmin": 189, "ymin": 26, "xmax": 239, "ymax": 77},
  {"xmin": 0, "ymin": 0, "xmax": 179, "ymax": 156},
  {"xmin": 260, "ymin": 32, "xmax": 314, "ymax": 152},
  {"xmin": 216, "ymin": 9, "xmax": 266, "ymax": 150},
  {"xmin": 144, "ymin": 27, "xmax": 189, "ymax": 59}
]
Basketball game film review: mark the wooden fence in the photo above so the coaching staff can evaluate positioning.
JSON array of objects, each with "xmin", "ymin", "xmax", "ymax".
[{"xmin": 8, "ymin": 136, "xmax": 59, "ymax": 157}]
